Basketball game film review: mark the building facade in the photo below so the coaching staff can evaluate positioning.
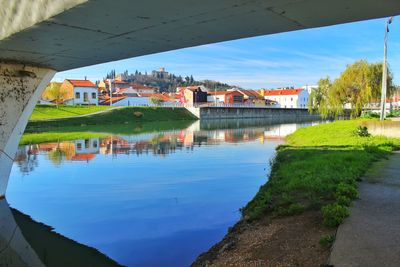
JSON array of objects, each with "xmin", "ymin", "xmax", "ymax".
[
  {"xmin": 260, "ymin": 88, "xmax": 309, "ymax": 108},
  {"xmin": 207, "ymin": 91, "xmax": 244, "ymax": 104},
  {"xmin": 61, "ymin": 79, "xmax": 98, "ymax": 105}
]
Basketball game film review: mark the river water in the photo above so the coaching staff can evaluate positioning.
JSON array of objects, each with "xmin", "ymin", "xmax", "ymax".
[{"xmin": 6, "ymin": 118, "xmax": 320, "ymax": 267}]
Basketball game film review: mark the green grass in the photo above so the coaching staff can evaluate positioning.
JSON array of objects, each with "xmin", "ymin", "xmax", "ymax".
[
  {"xmin": 27, "ymin": 106, "xmax": 196, "ymax": 131},
  {"xmin": 20, "ymin": 120, "xmax": 194, "ymax": 145},
  {"xmin": 30, "ymin": 105, "xmax": 113, "ymax": 121},
  {"xmin": 242, "ymin": 119, "xmax": 400, "ymax": 224}
]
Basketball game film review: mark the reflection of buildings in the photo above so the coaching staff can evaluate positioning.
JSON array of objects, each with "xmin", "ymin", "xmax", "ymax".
[
  {"xmin": 263, "ymin": 123, "xmax": 300, "ymax": 140},
  {"xmin": 73, "ymin": 139, "xmax": 99, "ymax": 161},
  {"xmin": 15, "ymin": 119, "xmax": 322, "ymax": 173},
  {"xmin": 15, "ymin": 146, "xmax": 39, "ymax": 174}
]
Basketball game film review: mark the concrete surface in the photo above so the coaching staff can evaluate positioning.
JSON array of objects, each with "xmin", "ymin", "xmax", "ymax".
[
  {"xmin": 1, "ymin": 0, "xmax": 400, "ymax": 71},
  {"xmin": 363, "ymin": 120, "xmax": 400, "ymax": 138},
  {"xmin": 0, "ymin": 63, "xmax": 55, "ymax": 197},
  {"xmin": 328, "ymin": 152, "xmax": 400, "ymax": 267}
]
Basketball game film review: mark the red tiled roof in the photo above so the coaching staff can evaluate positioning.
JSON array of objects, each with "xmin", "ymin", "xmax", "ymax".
[
  {"xmin": 67, "ymin": 79, "xmax": 96, "ymax": 87},
  {"xmin": 72, "ymin": 153, "xmax": 96, "ymax": 161},
  {"xmin": 236, "ymin": 89, "xmax": 263, "ymax": 98},
  {"xmin": 263, "ymin": 89, "xmax": 303, "ymax": 96}
]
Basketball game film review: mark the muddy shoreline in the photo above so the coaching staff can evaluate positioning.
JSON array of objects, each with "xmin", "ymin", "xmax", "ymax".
[{"xmin": 191, "ymin": 211, "xmax": 335, "ymax": 267}]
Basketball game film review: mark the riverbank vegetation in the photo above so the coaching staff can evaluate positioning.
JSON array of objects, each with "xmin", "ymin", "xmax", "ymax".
[
  {"xmin": 193, "ymin": 119, "xmax": 400, "ymax": 266},
  {"xmin": 30, "ymin": 105, "xmax": 113, "ymax": 121},
  {"xmin": 242, "ymin": 120, "xmax": 400, "ymax": 226},
  {"xmin": 27, "ymin": 106, "xmax": 196, "ymax": 131},
  {"xmin": 308, "ymin": 60, "xmax": 395, "ymax": 118}
]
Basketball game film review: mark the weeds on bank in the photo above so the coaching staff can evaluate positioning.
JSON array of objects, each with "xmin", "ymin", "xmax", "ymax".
[
  {"xmin": 241, "ymin": 120, "xmax": 400, "ymax": 228},
  {"xmin": 319, "ymin": 234, "xmax": 336, "ymax": 247}
]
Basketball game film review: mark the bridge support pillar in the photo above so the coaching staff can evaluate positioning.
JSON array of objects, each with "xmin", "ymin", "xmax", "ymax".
[{"xmin": 0, "ymin": 63, "xmax": 55, "ymax": 198}]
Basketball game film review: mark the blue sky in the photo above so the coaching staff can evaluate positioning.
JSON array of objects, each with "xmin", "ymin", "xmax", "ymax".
[{"xmin": 53, "ymin": 17, "xmax": 400, "ymax": 89}]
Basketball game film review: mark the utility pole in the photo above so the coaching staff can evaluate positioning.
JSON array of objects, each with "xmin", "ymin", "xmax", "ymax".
[{"xmin": 380, "ymin": 17, "xmax": 393, "ymax": 121}]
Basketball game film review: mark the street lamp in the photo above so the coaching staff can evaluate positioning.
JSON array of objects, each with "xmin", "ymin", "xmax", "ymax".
[{"xmin": 380, "ymin": 17, "xmax": 394, "ymax": 121}]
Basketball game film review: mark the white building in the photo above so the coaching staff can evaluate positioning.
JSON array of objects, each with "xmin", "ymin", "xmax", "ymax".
[
  {"xmin": 74, "ymin": 138, "xmax": 100, "ymax": 154},
  {"xmin": 302, "ymin": 85, "xmax": 318, "ymax": 94},
  {"xmin": 261, "ymin": 88, "xmax": 309, "ymax": 109},
  {"xmin": 61, "ymin": 79, "xmax": 98, "ymax": 105}
]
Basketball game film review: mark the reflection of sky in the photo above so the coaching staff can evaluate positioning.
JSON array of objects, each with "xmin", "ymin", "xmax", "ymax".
[{"xmin": 7, "ymin": 122, "xmax": 315, "ymax": 266}]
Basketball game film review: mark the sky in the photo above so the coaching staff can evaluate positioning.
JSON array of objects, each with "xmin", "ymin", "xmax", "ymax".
[{"xmin": 53, "ymin": 17, "xmax": 400, "ymax": 89}]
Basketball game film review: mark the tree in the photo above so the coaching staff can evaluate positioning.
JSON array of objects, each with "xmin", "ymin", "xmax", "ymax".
[
  {"xmin": 368, "ymin": 62, "xmax": 395, "ymax": 100},
  {"xmin": 42, "ymin": 82, "xmax": 68, "ymax": 108},
  {"xmin": 185, "ymin": 76, "xmax": 190, "ymax": 84},
  {"xmin": 150, "ymin": 96, "xmax": 163, "ymax": 106},
  {"xmin": 308, "ymin": 77, "xmax": 332, "ymax": 117},
  {"xmin": 310, "ymin": 60, "xmax": 395, "ymax": 118}
]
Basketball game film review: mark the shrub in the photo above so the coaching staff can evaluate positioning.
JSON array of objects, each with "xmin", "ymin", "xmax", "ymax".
[
  {"xmin": 321, "ymin": 203, "xmax": 349, "ymax": 227},
  {"xmin": 319, "ymin": 234, "xmax": 335, "ymax": 247},
  {"xmin": 354, "ymin": 126, "xmax": 370, "ymax": 137},
  {"xmin": 336, "ymin": 182, "xmax": 359, "ymax": 200},
  {"xmin": 336, "ymin": 195, "xmax": 351, "ymax": 206},
  {"xmin": 133, "ymin": 111, "xmax": 144, "ymax": 118},
  {"xmin": 386, "ymin": 110, "xmax": 400, "ymax": 118},
  {"xmin": 360, "ymin": 111, "xmax": 379, "ymax": 119}
]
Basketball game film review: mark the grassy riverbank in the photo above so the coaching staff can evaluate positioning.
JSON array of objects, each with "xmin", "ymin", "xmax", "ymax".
[
  {"xmin": 193, "ymin": 119, "xmax": 400, "ymax": 266},
  {"xmin": 30, "ymin": 105, "xmax": 113, "ymax": 121},
  {"xmin": 243, "ymin": 119, "xmax": 400, "ymax": 223},
  {"xmin": 27, "ymin": 106, "xmax": 196, "ymax": 131}
]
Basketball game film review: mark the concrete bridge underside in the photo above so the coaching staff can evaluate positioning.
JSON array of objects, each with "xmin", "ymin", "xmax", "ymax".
[{"xmin": 1, "ymin": 0, "xmax": 400, "ymax": 197}]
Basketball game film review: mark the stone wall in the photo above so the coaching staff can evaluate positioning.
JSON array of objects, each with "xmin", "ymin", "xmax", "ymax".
[{"xmin": 197, "ymin": 107, "xmax": 320, "ymax": 120}]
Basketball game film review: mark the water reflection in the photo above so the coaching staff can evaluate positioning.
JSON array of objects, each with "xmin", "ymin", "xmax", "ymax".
[
  {"xmin": 15, "ymin": 119, "xmax": 321, "ymax": 173},
  {"xmin": 8, "ymin": 118, "xmax": 324, "ymax": 267}
]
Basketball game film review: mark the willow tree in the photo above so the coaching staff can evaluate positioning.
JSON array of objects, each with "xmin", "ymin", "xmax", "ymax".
[
  {"xmin": 368, "ymin": 62, "xmax": 395, "ymax": 101},
  {"xmin": 309, "ymin": 60, "xmax": 395, "ymax": 118},
  {"xmin": 42, "ymin": 82, "xmax": 67, "ymax": 108},
  {"xmin": 308, "ymin": 77, "xmax": 333, "ymax": 118}
]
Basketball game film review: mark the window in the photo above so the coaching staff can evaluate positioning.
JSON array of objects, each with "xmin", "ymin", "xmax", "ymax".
[
  {"xmin": 75, "ymin": 92, "xmax": 80, "ymax": 99},
  {"xmin": 93, "ymin": 140, "xmax": 98, "ymax": 148},
  {"xmin": 77, "ymin": 143, "xmax": 82, "ymax": 150},
  {"xmin": 85, "ymin": 139, "xmax": 89, "ymax": 149},
  {"xmin": 291, "ymin": 97, "xmax": 293, "ymax": 101},
  {"xmin": 84, "ymin": 92, "xmax": 88, "ymax": 102},
  {"xmin": 233, "ymin": 95, "xmax": 242, "ymax": 102},
  {"xmin": 92, "ymin": 92, "xmax": 97, "ymax": 99}
]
